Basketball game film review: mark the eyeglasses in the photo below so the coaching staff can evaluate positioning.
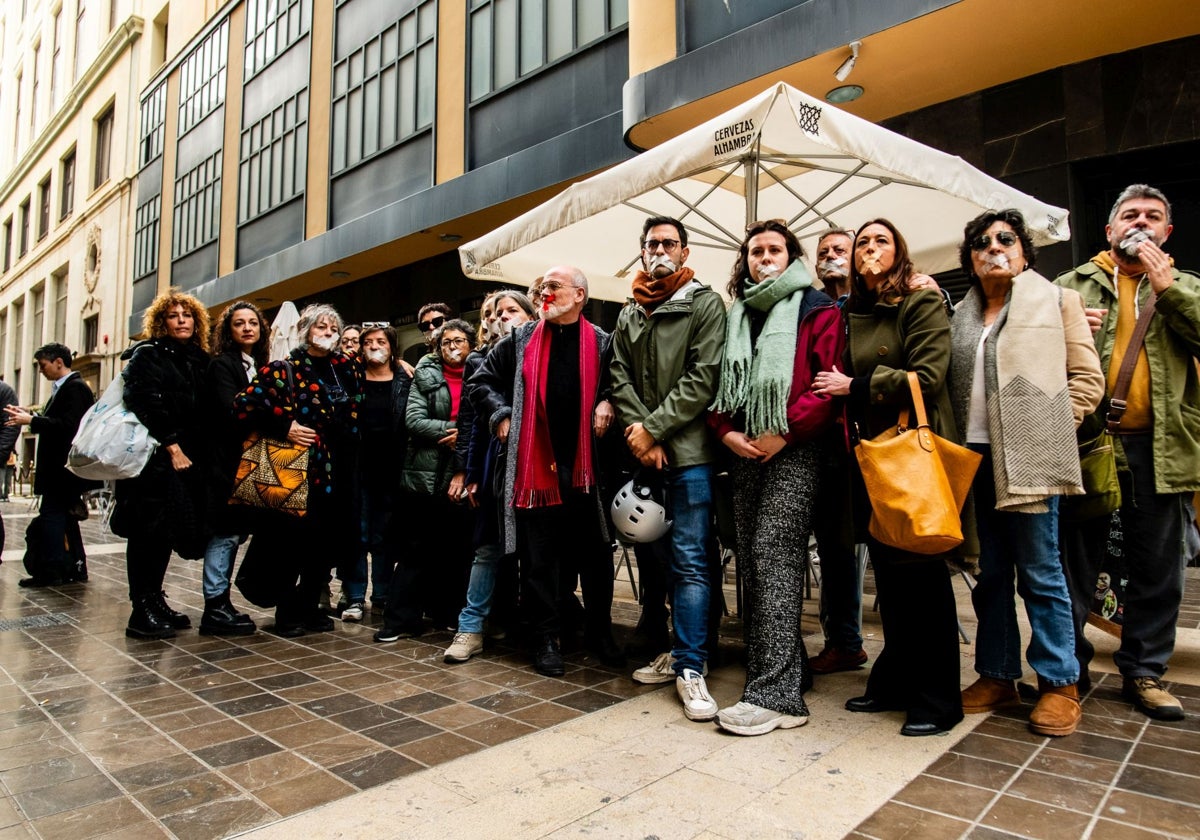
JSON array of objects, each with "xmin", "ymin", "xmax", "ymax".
[
  {"xmin": 440, "ymin": 337, "xmax": 470, "ymax": 348},
  {"xmin": 361, "ymin": 321, "xmax": 390, "ymax": 329},
  {"xmin": 534, "ymin": 280, "xmax": 574, "ymax": 296},
  {"xmin": 970, "ymin": 231, "xmax": 1019, "ymax": 251},
  {"xmin": 418, "ymin": 315, "xmax": 446, "ymax": 333},
  {"xmin": 643, "ymin": 238, "xmax": 680, "ymax": 252}
]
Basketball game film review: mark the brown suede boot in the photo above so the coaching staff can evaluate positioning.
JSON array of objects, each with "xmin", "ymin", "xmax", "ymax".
[
  {"xmin": 1029, "ymin": 677, "xmax": 1081, "ymax": 737},
  {"xmin": 961, "ymin": 677, "xmax": 1021, "ymax": 714}
]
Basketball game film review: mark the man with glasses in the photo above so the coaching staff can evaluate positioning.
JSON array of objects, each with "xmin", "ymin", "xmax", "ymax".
[
  {"xmin": 610, "ymin": 216, "xmax": 727, "ymax": 722},
  {"xmin": 471, "ymin": 266, "xmax": 621, "ymax": 676},
  {"xmin": 1055, "ymin": 184, "xmax": 1200, "ymax": 722}
]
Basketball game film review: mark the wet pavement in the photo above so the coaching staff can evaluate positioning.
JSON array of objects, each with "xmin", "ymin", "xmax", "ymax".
[{"xmin": 0, "ymin": 499, "xmax": 1196, "ymax": 839}]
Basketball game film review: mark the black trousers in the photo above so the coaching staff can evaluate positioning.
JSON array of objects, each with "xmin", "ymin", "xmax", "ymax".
[
  {"xmin": 383, "ymin": 492, "xmax": 473, "ymax": 633},
  {"xmin": 29, "ymin": 490, "xmax": 86, "ymax": 581},
  {"xmin": 517, "ymin": 491, "xmax": 613, "ymax": 641},
  {"xmin": 126, "ymin": 526, "xmax": 174, "ymax": 602},
  {"xmin": 865, "ymin": 540, "xmax": 964, "ymax": 729},
  {"xmin": 1060, "ymin": 433, "xmax": 1188, "ymax": 679}
]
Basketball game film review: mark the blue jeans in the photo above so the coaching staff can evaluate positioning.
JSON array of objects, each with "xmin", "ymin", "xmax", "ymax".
[
  {"xmin": 457, "ymin": 543, "xmax": 504, "ymax": 634},
  {"xmin": 970, "ymin": 446, "xmax": 1078, "ymax": 686},
  {"xmin": 203, "ymin": 533, "xmax": 243, "ymax": 599},
  {"xmin": 658, "ymin": 464, "xmax": 713, "ymax": 675}
]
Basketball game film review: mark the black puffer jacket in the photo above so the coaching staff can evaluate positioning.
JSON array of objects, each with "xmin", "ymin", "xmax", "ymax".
[{"xmin": 112, "ymin": 338, "xmax": 211, "ymax": 547}]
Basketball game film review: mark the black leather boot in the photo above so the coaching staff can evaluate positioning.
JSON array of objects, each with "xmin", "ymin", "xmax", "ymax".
[
  {"xmin": 200, "ymin": 593, "xmax": 256, "ymax": 636},
  {"xmin": 148, "ymin": 591, "xmax": 192, "ymax": 629},
  {"xmin": 126, "ymin": 596, "xmax": 177, "ymax": 639},
  {"xmin": 534, "ymin": 636, "xmax": 565, "ymax": 677}
]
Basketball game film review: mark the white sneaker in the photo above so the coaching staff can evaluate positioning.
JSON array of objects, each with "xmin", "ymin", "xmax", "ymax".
[
  {"xmin": 444, "ymin": 632, "xmax": 484, "ymax": 663},
  {"xmin": 632, "ymin": 653, "xmax": 708, "ymax": 685},
  {"xmin": 717, "ymin": 701, "xmax": 808, "ymax": 736},
  {"xmin": 340, "ymin": 602, "xmax": 364, "ymax": 622},
  {"xmin": 676, "ymin": 669, "xmax": 718, "ymax": 721}
]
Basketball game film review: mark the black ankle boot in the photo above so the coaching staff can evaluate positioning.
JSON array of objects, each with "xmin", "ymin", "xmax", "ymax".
[
  {"xmin": 200, "ymin": 594, "xmax": 256, "ymax": 636},
  {"xmin": 147, "ymin": 591, "xmax": 192, "ymax": 629},
  {"xmin": 126, "ymin": 596, "xmax": 177, "ymax": 639}
]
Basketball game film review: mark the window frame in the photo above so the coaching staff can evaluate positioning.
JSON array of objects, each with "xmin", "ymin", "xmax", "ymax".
[
  {"xmin": 37, "ymin": 175, "xmax": 51, "ymax": 241},
  {"xmin": 60, "ymin": 148, "xmax": 76, "ymax": 220},
  {"xmin": 93, "ymin": 103, "xmax": 114, "ymax": 190}
]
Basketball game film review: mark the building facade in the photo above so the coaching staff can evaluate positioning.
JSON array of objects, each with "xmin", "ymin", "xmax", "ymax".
[{"xmin": 5, "ymin": 0, "xmax": 1198, "ymax": 403}]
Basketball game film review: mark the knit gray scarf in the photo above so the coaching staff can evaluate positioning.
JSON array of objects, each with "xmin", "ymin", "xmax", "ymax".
[{"xmin": 711, "ymin": 259, "xmax": 812, "ymax": 436}]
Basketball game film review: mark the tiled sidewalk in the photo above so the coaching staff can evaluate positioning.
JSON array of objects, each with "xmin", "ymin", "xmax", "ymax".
[{"xmin": 1, "ymin": 500, "xmax": 1197, "ymax": 839}]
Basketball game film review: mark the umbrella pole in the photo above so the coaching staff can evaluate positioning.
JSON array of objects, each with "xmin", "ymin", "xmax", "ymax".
[{"xmin": 743, "ymin": 157, "xmax": 759, "ymax": 228}]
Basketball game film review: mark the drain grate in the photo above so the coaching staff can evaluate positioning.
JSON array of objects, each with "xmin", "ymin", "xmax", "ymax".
[{"xmin": 0, "ymin": 613, "xmax": 77, "ymax": 632}]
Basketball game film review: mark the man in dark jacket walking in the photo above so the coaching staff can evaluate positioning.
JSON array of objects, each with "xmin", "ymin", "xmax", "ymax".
[
  {"xmin": 0, "ymin": 378, "xmax": 19, "ymax": 565},
  {"xmin": 5, "ymin": 343, "xmax": 96, "ymax": 585}
]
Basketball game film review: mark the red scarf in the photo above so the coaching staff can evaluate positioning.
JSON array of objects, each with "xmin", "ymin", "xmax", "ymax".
[
  {"xmin": 631, "ymin": 266, "xmax": 695, "ymax": 309},
  {"xmin": 513, "ymin": 318, "xmax": 599, "ymax": 508}
]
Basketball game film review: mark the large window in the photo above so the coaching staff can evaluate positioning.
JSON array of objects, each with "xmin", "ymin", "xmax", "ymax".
[
  {"xmin": 51, "ymin": 10, "xmax": 63, "ymax": 108},
  {"xmin": 2, "ymin": 218, "xmax": 11, "ymax": 272},
  {"xmin": 245, "ymin": 0, "xmax": 310, "ymax": 79},
  {"xmin": 53, "ymin": 268, "xmax": 68, "ymax": 343},
  {"xmin": 13, "ymin": 72, "xmax": 22, "ymax": 156},
  {"xmin": 74, "ymin": 0, "xmax": 89, "ymax": 81},
  {"xmin": 133, "ymin": 194, "xmax": 161, "ymax": 279},
  {"xmin": 239, "ymin": 90, "xmax": 307, "ymax": 222},
  {"xmin": 31, "ymin": 41, "xmax": 40, "ymax": 134},
  {"xmin": 469, "ymin": 0, "xmax": 627, "ymax": 101},
  {"xmin": 331, "ymin": 1, "xmax": 435, "ymax": 175},
  {"xmin": 82, "ymin": 313, "xmax": 98, "ymax": 355},
  {"xmin": 139, "ymin": 82, "xmax": 166, "ymax": 166},
  {"xmin": 172, "ymin": 151, "xmax": 222, "ymax": 258},
  {"xmin": 37, "ymin": 176, "xmax": 51, "ymax": 240},
  {"xmin": 18, "ymin": 199, "xmax": 30, "ymax": 257},
  {"xmin": 178, "ymin": 20, "xmax": 228, "ymax": 135},
  {"xmin": 60, "ymin": 149, "xmax": 76, "ymax": 219},
  {"xmin": 30, "ymin": 285, "xmax": 44, "ymax": 352},
  {"xmin": 93, "ymin": 104, "xmax": 113, "ymax": 188}
]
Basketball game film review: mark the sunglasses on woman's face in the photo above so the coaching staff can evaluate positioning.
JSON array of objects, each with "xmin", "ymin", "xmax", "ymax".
[
  {"xmin": 418, "ymin": 315, "xmax": 446, "ymax": 333},
  {"xmin": 970, "ymin": 231, "xmax": 1019, "ymax": 251}
]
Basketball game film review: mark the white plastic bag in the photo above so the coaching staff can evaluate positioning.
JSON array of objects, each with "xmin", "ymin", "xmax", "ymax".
[{"xmin": 66, "ymin": 375, "xmax": 159, "ymax": 480}]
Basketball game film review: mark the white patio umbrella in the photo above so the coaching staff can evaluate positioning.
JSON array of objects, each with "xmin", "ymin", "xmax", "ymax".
[
  {"xmin": 458, "ymin": 82, "xmax": 1070, "ymax": 302},
  {"xmin": 269, "ymin": 301, "xmax": 301, "ymax": 361}
]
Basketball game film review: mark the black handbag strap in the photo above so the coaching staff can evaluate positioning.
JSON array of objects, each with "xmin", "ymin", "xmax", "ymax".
[{"xmin": 1106, "ymin": 292, "xmax": 1157, "ymax": 434}]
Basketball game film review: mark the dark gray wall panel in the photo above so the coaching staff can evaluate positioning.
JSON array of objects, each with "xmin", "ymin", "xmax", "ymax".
[
  {"xmin": 624, "ymin": 0, "xmax": 958, "ymax": 143},
  {"xmin": 237, "ymin": 197, "xmax": 305, "ymax": 267},
  {"xmin": 176, "ymin": 108, "xmax": 225, "ymax": 174},
  {"xmin": 469, "ymin": 34, "xmax": 628, "ymax": 168},
  {"xmin": 329, "ymin": 134, "xmax": 432, "ymax": 227},
  {"xmin": 681, "ymin": 0, "xmax": 810, "ymax": 52},
  {"xmin": 170, "ymin": 241, "xmax": 219, "ymax": 290},
  {"xmin": 183, "ymin": 112, "xmax": 630, "ymax": 310},
  {"xmin": 132, "ymin": 275, "xmax": 157, "ymax": 314},
  {"xmin": 136, "ymin": 157, "xmax": 163, "ymax": 204},
  {"xmin": 336, "ymin": 0, "xmax": 416, "ymax": 60},
  {"xmin": 243, "ymin": 34, "xmax": 310, "ymax": 125}
]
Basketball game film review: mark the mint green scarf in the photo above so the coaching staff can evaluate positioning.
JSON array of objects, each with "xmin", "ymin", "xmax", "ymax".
[{"xmin": 712, "ymin": 259, "xmax": 812, "ymax": 436}]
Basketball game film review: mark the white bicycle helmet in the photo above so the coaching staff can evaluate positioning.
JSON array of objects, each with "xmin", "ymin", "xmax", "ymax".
[{"xmin": 611, "ymin": 478, "xmax": 672, "ymax": 543}]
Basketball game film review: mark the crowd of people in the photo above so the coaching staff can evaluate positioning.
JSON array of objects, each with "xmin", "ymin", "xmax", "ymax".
[{"xmin": 6, "ymin": 183, "xmax": 1196, "ymax": 741}]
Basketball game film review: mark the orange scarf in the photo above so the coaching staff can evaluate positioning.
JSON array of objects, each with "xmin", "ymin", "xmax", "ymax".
[{"xmin": 631, "ymin": 267, "xmax": 695, "ymax": 309}]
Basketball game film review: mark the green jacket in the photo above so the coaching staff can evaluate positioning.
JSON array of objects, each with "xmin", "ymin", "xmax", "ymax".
[
  {"xmin": 610, "ymin": 282, "xmax": 727, "ymax": 468},
  {"xmin": 401, "ymin": 354, "xmax": 459, "ymax": 496},
  {"xmin": 1055, "ymin": 260, "xmax": 1200, "ymax": 493},
  {"xmin": 844, "ymin": 289, "xmax": 956, "ymax": 442}
]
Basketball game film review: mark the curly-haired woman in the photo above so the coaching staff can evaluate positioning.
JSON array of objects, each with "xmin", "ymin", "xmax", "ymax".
[{"xmin": 115, "ymin": 289, "xmax": 213, "ymax": 639}]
